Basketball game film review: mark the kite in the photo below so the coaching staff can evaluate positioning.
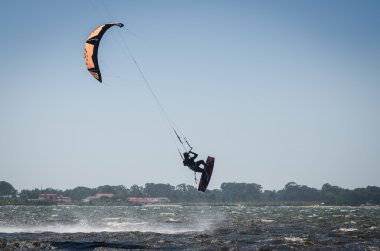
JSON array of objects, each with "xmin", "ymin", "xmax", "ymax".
[{"xmin": 84, "ymin": 23, "xmax": 124, "ymax": 82}]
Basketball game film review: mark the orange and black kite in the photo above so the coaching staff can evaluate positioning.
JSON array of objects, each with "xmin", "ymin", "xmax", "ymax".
[{"xmin": 84, "ymin": 23, "xmax": 124, "ymax": 82}]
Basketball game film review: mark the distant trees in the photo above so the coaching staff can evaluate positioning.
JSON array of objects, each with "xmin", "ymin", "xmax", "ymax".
[
  {"xmin": 144, "ymin": 183, "xmax": 175, "ymax": 198},
  {"xmin": 221, "ymin": 182, "xmax": 262, "ymax": 202},
  {"xmin": 277, "ymin": 182, "xmax": 321, "ymax": 202},
  {"xmin": 320, "ymin": 183, "xmax": 380, "ymax": 206},
  {"xmin": 1, "ymin": 180, "xmax": 380, "ymax": 206},
  {"xmin": 63, "ymin": 186, "xmax": 94, "ymax": 201},
  {"xmin": 129, "ymin": 185, "xmax": 144, "ymax": 197},
  {"xmin": 174, "ymin": 183, "xmax": 199, "ymax": 202},
  {"xmin": 19, "ymin": 188, "xmax": 42, "ymax": 199},
  {"xmin": 0, "ymin": 181, "xmax": 17, "ymax": 197}
]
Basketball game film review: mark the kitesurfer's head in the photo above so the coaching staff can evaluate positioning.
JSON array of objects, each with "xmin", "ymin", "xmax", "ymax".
[{"xmin": 183, "ymin": 152, "xmax": 189, "ymax": 159}]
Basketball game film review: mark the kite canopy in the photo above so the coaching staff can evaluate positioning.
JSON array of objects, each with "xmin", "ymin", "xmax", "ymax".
[{"xmin": 84, "ymin": 23, "xmax": 124, "ymax": 82}]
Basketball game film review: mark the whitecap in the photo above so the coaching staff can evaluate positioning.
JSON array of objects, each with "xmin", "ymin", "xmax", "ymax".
[
  {"xmin": 160, "ymin": 212, "xmax": 175, "ymax": 216},
  {"xmin": 105, "ymin": 221, "xmax": 148, "ymax": 227},
  {"xmin": 261, "ymin": 219, "xmax": 275, "ymax": 223},
  {"xmin": 284, "ymin": 236, "xmax": 305, "ymax": 243},
  {"xmin": 338, "ymin": 228, "xmax": 358, "ymax": 232},
  {"xmin": 166, "ymin": 218, "xmax": 182, "ymax": 223}
]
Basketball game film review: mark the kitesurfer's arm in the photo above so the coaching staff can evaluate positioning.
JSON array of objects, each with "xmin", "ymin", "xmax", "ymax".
[{"xmin": 189, "ymin": 151, "xmax": 198, "ymax": 160}]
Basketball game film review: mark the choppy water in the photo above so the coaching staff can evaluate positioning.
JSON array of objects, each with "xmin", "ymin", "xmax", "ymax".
[{"xmin": 0, "ymin": 205, "xmax": 379, "ymax": 250}]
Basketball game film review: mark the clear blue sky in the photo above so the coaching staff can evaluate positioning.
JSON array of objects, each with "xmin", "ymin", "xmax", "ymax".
[{"xmin": 1, "ymin": 0, "xmax": 379, "ymax": 191}]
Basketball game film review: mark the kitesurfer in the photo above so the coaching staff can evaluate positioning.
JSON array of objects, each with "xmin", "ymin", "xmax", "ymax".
[{"xmin": 183, "ymin": 151, "xmax": 206, "ymax": 173}]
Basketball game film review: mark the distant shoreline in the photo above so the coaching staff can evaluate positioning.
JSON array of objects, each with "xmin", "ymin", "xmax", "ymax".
[{"xmin": 1, "ymin": 181, "xmax": 380, "ymax": 206}]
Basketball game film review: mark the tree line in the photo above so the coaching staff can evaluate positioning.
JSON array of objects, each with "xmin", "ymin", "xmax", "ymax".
[{"xmin": 1, "ymin": 181, "xmax": 380, "ymax": 206}]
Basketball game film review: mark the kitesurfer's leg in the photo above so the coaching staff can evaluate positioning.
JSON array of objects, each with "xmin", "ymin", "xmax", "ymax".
[
  {"xmin": 193, "ymin": 166, "xmax": 204, "ymax": 173},
  {"xmin": 196, "ymin": 160, "xmax": 206, "ymax": 168},
  {"xmin": 194, "ymin": 160, "xmax": 206, "ymax": 173}
]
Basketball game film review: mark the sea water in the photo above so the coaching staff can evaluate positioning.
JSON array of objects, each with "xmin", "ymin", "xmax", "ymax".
[{"xmin": 0, "ymin": 205, "xmax": 379, "ymax": 250}]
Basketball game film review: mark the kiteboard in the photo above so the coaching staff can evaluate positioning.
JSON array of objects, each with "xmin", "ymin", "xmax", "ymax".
[{"xmin": 198, "ymin": 156, "xmax": 215, "ymax": 192}]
